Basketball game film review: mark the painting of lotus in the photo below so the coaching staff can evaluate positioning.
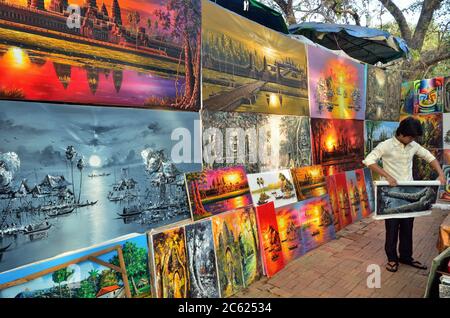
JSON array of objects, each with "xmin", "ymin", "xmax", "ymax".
[
  {"xmin": 185, "ymin": 166, "xmax": 253, "ymax": 221},
  {"xmin": 0, "ymin": 0, "xmax": 201, "ymax": 110}
]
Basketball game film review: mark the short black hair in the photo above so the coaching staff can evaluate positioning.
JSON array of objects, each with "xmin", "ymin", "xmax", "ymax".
[{"xmin": 396, "ymin": 117, "xmax": 423, "ymax": 138}]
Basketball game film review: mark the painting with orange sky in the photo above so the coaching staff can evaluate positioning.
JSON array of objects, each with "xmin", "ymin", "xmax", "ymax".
[
  {"xmin": 275, "ymin": 202, "xmax": 304, "ymax": 264},
  {"xmin": 0, "ymin": 0, "xmax": 201, "ymax": 110},
  {"xmin": 311, "ymin": 118, "xmax": 364, "ymax": 174},
  {"xmin": 355, "ymin": 169, "xmax": 372, "ymax": 218},
  {"xmin": 185, "ymin": 166, "xmax": 253, "ymax": 221},
  {"xmin": 345, "ymin": 170, "xmax": 363, "ymax": 222},
  {"xmin": 291, "ymin": 165, "xmax": 327, "ymax": 201},
  {"xmin": 255, "ymin": 202, "xmax": 285, "ymax": 277},
  {"xmin": 325, "ymin": 175, "xmax": 342, "ymax": 232},
  {"xmin": 308, "ymin": 45, "xmax": 366, "ymax": 120},
  {"xmin": 331, "ymin": 172, "xmax": 353, "ymax": 229}
]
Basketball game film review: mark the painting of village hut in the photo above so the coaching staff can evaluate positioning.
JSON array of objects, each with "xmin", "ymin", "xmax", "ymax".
[
  {"xmin": 185, "ymin": 220, "xmax": 220, "ymax": 298},
  {"xmin": 311, "ymin": 118, "xmax": 364, "ymax": 175},
  {"xmin": 365, "ymin": 66, "xmax": 401, "ymax": 121},
  {"xmin": 185, "ymin": 166, "xmax": 253, "ymax": 221},
  {"xmin": 308, "ymin": 45, "xmax": 366, "ymax": 120},
  {"xmin": 0, "ymin": 0, "xmax": 201, "ymax": 110},
  {"xmin": 247, "ymin": 170, "xmax": 297, "ymax": 208},
  {"xmin": 151, "ymin": 227, "xmax": 189, "ymax": 298},
  {"xmin": 374, "ymin": 181, "xmax": 440, "ymax": 219},
  {"xmin": 275, "ymin": 202, "xmax": 304, "ymax": 264},
  {"xmin": 202, "ymin": 0, "xmax": 309, "ymax": 116},
  {"xmin": 297, "ymin": 195, "xmax": 336, "ymax": 253},
  {"xmin": 255, "ymin": 202, "xmax": 284, "ymax": 278},
  {"xmin": 211, "ymin": 210, "xmax": 244, "ymax": 298},
  {"xmin": 0, "ymin": 234, "xmax": 152, "ymax": 298},
  {"xmin": 0, "ymin": 101, "xmax": 200, "ymax": 272},
  {"xmin": 291, "ymin": 165, "xmax": 327, "ymax": 200},
  {"xmin": 201, "ymin": 110, "xmax": 311, "ymax": 174}
]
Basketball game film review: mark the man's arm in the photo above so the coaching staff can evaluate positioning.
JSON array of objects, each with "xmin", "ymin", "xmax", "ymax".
[
  {"xmin": 362, "ymin": 142, "xmax": 398, "ymax": 186},
  {"xmin": 415, "ymin": 145, "xmax": 445, "ymax": 185}
]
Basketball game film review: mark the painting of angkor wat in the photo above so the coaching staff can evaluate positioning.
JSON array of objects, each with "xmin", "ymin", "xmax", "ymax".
[
  {"xmin": 202, "ymin": 0, "xmax": 309, "ymax": 116},
  {"xmin": 0, "ymin": 0, "xmax": 201, "ymax": 110}
]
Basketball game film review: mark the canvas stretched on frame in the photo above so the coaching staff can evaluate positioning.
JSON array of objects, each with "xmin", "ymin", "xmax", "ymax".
[{"xmin": 373, "ymin": 181, "xmax": 440, "ymax": 220}]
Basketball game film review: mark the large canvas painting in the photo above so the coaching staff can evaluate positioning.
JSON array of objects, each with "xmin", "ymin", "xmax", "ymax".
[
  {"xmin": 311, "ymin": 118, "xmax": 364, "ymax": 175},
  {"xmin": 0, "ymin": 234, "xmax": 152, "ymax": 298},
  {"xmin": 365, "ymin": 121, "xmax": 398, "ymax": 156},
  {"xmin": 291, "ymin": 165, "xmax": 327, "ymax": 200},
  {"xmin": 185, "ymin": 220, "xmax": 220, "ymax": 298},
  {"xmin": 366, "ymin": 66, "xmax": 401, "ymax": 121},
  {"xmin": 400, "ymin": 113, "xmax": 443, "ymax": 149},
  {"xmin": 211, "ymin": 210, "xmax": 244, "ymax": 298},
  {"xmin": 202, "ymin": 0, "xmax": 309, "ymax": 115},
  {"xmin": 308, "ymin": 45, "xmax": 366, "ymax": 120},
  {"xmin": 0, "ymin": 100, "xmax": 200, "ymax": 273},
  {"xmin": 201, "ymin": 110, "xmax": 311, "ymax": 173},
  {"xmin": 413, "ymin": 78, "xmax": 444, "ymax": 114},
  {"xmin": 444, "ymin": 113, "xmax": 450, "ymax": 150},
  {"xmin": 235, "ymin": 207, "xmax": 263, "ymax": 287},
  {"xmin": 275, "ymin": 202, "xmax": 304, "ymax": 263},
  {"xmin": 185, "ymin": 166, "xmax": 252, "ymax": 221},
  {"xmin": 413, "ymin": 148, "xmax": 443, "ymax": 180},
  {"xmin": 0, "ymin": 0, "xmax": 201, "ymax": 110},
  {"xmin": 247, "ymin": 170, "xmax": 297, "ymax": 208},
  {"xmin": 438, "ymin": 166, "xmax": 450, "ymax": 203},
  {"xmin": 297, "ymin": 195, "xmax": 336, "ymax": 253},
  {"xmin": 374, "ymin": 181, "xmax": 440, "ymax": 220},
  {"xmin": 151, "ymin": 227, "xmax": 189, "ymax": 298},
  {"xmin": 255, "ymin": 202, "xmax": 284, "ymax": 277}
]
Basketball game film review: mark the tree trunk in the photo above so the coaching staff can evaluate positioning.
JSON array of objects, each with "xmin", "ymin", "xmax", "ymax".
[{"xmin": 181, "ymin": 31, "xmax": 195, "ymax": 108}]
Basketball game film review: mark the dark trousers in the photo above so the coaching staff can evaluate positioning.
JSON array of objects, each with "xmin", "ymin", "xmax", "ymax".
[{"xmin": 384, "ymin": 218, "xmax": 414, "ymax": 263}]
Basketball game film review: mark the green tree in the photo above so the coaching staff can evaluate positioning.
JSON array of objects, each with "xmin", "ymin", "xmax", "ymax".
[
  {"xmin": 52, "ymin": 267, "xmax": 74, "ymax": 298},
  {"xmin": 77, "ymin": 280, "xmax": 97, "ymax": 298},
  {"xmin": 99, "ymin": 269, "xmax": 119, "ymax": 288}
]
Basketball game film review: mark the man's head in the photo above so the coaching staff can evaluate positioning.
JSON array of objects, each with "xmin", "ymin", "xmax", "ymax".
[{"xmin": 395, "ymin": 117, "xmax": 423, "ymax": 145}]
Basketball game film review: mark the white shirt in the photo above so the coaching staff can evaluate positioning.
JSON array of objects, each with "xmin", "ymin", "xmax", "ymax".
[{"xmin": 362, "ymin": 136, "xmax": 436, "ymax": 181}]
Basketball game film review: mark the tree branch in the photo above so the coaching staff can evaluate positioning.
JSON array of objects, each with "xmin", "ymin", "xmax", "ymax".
[
  {"xmin": 378, "ymin": 0, "xmax": 412, "ymax": 44},
  {"xmin": 411, "ymin": 0, "xmax": 444, "ymax": 50}
]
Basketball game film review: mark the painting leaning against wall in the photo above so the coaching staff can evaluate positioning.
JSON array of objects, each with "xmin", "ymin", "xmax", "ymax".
[
  {"xmin": 0, "ymin": 0, "xmax": 201, "ymax": 110},
  {"xmin": 0, "ymin": 100, "xmax": 200, "ymax": 273},
  {"xmin": 444, "ymin": 113, "xmax": 450, "ymax": 150}
]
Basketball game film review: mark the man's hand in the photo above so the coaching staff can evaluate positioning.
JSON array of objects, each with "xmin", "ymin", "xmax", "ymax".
[
  {"xmin": 438, "ymin": 174, "xmax": 446, "ymax": 186},
  {"xmin": 386, "ymin": 176, "xmax": 398, "ymax": 187}
]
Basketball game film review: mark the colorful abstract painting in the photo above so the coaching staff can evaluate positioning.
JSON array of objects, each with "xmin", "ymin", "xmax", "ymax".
[
  {"xmin": 291, "ymin": 165, "xmax": 328, "ymax": 200},
  {"xmin": 400, "ymin": 113, "xmax": 443, "ymax": 149},
  {"xmin": 202, "ymin": 0, "xmax": 309, "ymax": 115},
  {"xmin": 297, "ymin": 195, "xmax": 336, "ymax": 253},
  {"xmin": 363, "ymin": 167, "xmax": 375, "ymax": 212},
  {"xmin": 185, "ymin": 220, "xmax": 220, "ymax": 298},
  {"xmin": 374, "ymin": 181, "xmax": 440, "ymax": 219},
  {"xmin": 248, "ymin": 170, "xmax": 297, "ymax": 208},
  {"xmin": 413, "ymin": 148, "xmax": 443, "ymax": 180},
  {"xmin": 438, "ymin": 166, "xmax": 450, "ymax": 203},
  {"xmin": 365, "ymin": 120, "xmax": 398, "ymax": 156},
  {"xmin": 311, "ymin": 118, "xmax": 364, "ymax": 175},
  {"xmin": 413, "ymin": 78, "xmax": 444, "ymax": 114},
  {"xmin": 211, "ymin": 210, "xmax": 244, "ymax": 297},
  {"xmin": 444, "ymin": 113, "xmax": 450, "ymax": 150},
  {"xmin": 325, "ymin": 175, "xmax": 342, "ymax": 232},
  {"xmin": 151, "ymin": 227, "xmax": 189, "ymax": 298},
  {"xmin": 235, "ymin": 207, "xmax": 263, "ymax": 287},
  {"xmin": 332, "ymin": 172, "xmax": 353, "ymax": 229},
  {"xmin": 275, "ymin": 202, "xmax": 304, "ymax": 263},
  {"xmin": 0, "ymin": 100, "xmax": 200, "ymax": 273},
  {"xmin": 308, "ymin": 46, "xmax": 366, "ymax": 120},
  {"xmin": 185, "ymin": 166, "xmax": 253, "ymax": 221},
  {"xmin": 445, "ymin": 77, "xmax": 450, "ymax": 113},
  {"xmin": 400, "ymin": 81, "xmax": 415, "ymax": 115},
  {"xmin": 0, "ymin": 0, "xmax": 201, "ymax": 110},
  {"xmin": 0, "ymin": 234, "xmax": 152, "ymax": 298},
  {"xmin": 255, "ymin": 202, "xmax": 284, "ymax": 278},
  {"xmin": 201, "ymin": 110, "xmax": 311, "ymax": 173},
  {"xmin": 366, "ymin": 66, "xmax": 401, "ymax": 121}
]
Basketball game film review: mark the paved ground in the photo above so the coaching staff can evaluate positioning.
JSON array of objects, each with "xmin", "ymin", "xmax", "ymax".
[{"xmin": 237, "ymin": 209, "xmax": 448, "ymax": 298}]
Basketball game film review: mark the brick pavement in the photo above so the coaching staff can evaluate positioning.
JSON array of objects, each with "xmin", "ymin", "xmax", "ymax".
[{"xmin": 237, "ymin": 209, "xmax": 448, "ymax": 298}]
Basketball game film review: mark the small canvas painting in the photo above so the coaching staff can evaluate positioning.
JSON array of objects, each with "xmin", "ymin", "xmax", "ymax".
[
  {"xmin": 363, "ymin": 167, "xmax": 375, "ymax": 212},
  {"xmin": 400, "ymin": 113, "xmax": 443, "ymax": 149},
  {"xmin": 413, "ymin": 148, "xmax": 443, "ymax": 180},
  {"xmin": 401, "ymin": 81, "xmax": 415, "ymax": 114},
  {"xmin": 275, "ymin": 202, "xmax": 304, "ymax": 263},
  {"xmin": 247, "ymin": 170, "xmax": 297, "ymax": 208},
  {"xmin": 438, "ymin": 165, "xmax": 450, "ymax": 203},
  {"xmin": 291, "ymin": 165, "xmax": 328, "ymax": 200},
  {"xmin": 332, "ymin": 172, "xmax": 353, "ymax": 229},
  {"xmin": 374, "ymin": 181, "xmax": 440, "ymax": 219},
  {"xmin": 345, "ymin": 170, "xmax": 363, "ymax": 222},
  {"xmin": 413, "ymin": 78, "xmax": 444, "ymax": 114},
  {"xmin": 355, "ymin": 169, "xmax": 372, "ymax": 218},
  {"xmin": 185, "ymin": 166, "xmax": 253, "ymax": 221}
]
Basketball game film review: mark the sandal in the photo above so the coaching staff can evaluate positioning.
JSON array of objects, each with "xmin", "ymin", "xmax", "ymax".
[
  {"xmin": 399, "ymin": 259, "xmax": 427, "ymax": 270},
  {"xmin": 386, "ymin": 261, "xmax": 399, "ymax": 272}
]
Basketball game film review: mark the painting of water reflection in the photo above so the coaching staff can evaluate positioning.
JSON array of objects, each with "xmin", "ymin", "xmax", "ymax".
[{"xmin": 0, "ymin": 101, "xmax": 200, "ymax": 272}]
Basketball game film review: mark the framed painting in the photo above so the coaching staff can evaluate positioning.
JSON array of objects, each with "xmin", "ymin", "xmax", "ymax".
[
  {"xmin": 0, "ymin": 0, "xmax": 201, "ymax": 110},
  {"xmin": 202, "ymin": 0, "xmax": 309, "ymax": 115},
  {"xmin": 247, "ymin": 169, "xmax": 297, "ymax": 208},
  {"xmin": 308, "ymin": 45, "xmax": 366, "ymax": 120},
  {"xmin": 374, "ymin": 181, "xmax": 440, "ymax": 220},
  {"xmin": 185, "ymin": 166, "xmax": 253, "ymax": 221},
  {"xmin": 0, "ymin": 100, "xmax": 200, "ymax": 273}
]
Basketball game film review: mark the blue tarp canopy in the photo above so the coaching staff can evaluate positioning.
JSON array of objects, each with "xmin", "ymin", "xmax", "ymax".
[{"xmin": 289, "ymin": 22, "xmax": 410, "ymax": 64}]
